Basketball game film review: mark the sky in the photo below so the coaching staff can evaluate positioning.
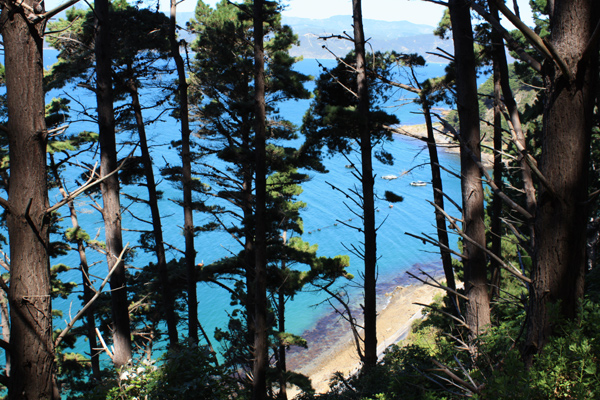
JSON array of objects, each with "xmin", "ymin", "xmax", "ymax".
[
  {"xmin": 177, "ymin": 0, "xmax": 534, "ymax": 27},
  {"xmin": 194, "ymin": 0, "xmax": 445, "ymax": 26},
  {"xmin": 45, "ymin": 0, "xmax": 535, "ymax": 28}
]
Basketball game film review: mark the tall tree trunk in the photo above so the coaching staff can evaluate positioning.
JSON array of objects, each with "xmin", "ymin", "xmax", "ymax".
[
  {"xmin": 489, "ymin": 1, "xmax": 536, "ymax": 238},
  {"xmin": 0, "ymin": 4, "xmax": 56, "ymax": 397},
  {"xmin": 277, "ymin": 231, "xmax": 288, "ymax": 400},
  {"xmin": 448, "ymin": 0, "xmax": 491, "ymax": 336},
  {"xmin": 277, "ymin": 274, "xmax": 287, "ymax": 400},
  {"xmin": 525, "ymin": 0, "xmax": 599, "ymax": 362},
  {"xmin": 127, "ymin": 79, "xmax": 179, "ymax": 347},
  {"xmin": 489, "ymin": 55, "xmax": 503, "ymax": 300},
  {"xmin": 253, "ymin": 0, "xmax": 268, "ymax": 399},
  {"xmin": 169, "ymin": 0, "xmax": 198, "ymax": 345},
  {"xmin": 423, "ymin": 100, "xmax": 456, "ymax": 295},
  {"xmin": 352, "ymin": 0, "xmax": 378, "ymax": 369},
  {"xmin": 242, "ymin": 123, "xmax": 256, "ymax": 367},
  {"xmin": 94, "ymin": 0, "xmax": 132, "ymax": 367}
]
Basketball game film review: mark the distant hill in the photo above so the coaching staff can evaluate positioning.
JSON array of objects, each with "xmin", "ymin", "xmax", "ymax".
[
  {"xmin": 174, "ymin": 13, "xmax": 451, "ymax": 62},
  {"xmin": 46, "ymin": 11, "xmax": 450, "ymax": 63},
  {"xmin": 281, "ymin": 16, "xmax": 451, "ymax": 61}
]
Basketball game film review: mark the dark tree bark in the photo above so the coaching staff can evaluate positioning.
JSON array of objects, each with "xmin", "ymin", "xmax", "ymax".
[
  {"xmin": 448, "ymin": 0, "xmax": 491, "ymax": 335},
  {"xmin": 126, "ymin": 77, "xmax": 179, "ymax": 347},
  {"xmin": 94, "ymin": 0, "xmax": 132, "ymax": 367},
  {"xmin": 525, "ymin": 0, "xmax": 599, "ymax": 362},
  {"xmin": 423, "ymin": 100, "xmax": 456, "ymax": 295},
  {"xmin": 352, "ymin": 0, "xmax": 378, "ymax": 369},
  {"xmin": 169, "ymin": 0, "xmax": 198, "ymax": 345},
  {"xmin": 252, "ymin": 0, "xmax": 268, "ymax": 398},
  {"xmin": 489, "ymin": 53, "xmax": 503, "ymax": 300},
  {"xmin": 243, "ymin": 131, "xmax": 257, "ymax": 348},
  {"xmin": 489, "ymin": 1, "xmax": 536, "ymax": 237},
  {"xmin": 0, "ymin": 3, "xmax": 57, "ymax": 397},
  {"xmin": 277, "ymin": 269, "xmax": 288, "ymax": 400}
]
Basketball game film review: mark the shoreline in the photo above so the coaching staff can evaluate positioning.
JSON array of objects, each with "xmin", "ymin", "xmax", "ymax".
[
  {"xmin": 287, "ymin": 264, "xmax": 445, "ymax": 394},
  {"xmin": 391, "ymin": 122, "xmax": 495, "ymax": 169}
]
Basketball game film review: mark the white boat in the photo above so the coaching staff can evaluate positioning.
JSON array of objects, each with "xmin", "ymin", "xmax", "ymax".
[
  {"xmin": 410, "ymin": 180, "xmax": 427, "ymax": 186},
  {"xmin": 381, "ymin": 175, "xmax": 398, "ymax": 180}
]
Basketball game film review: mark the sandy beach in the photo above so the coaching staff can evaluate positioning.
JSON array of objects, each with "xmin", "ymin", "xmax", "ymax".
[
  {"xmin": 283, "ymin": 121, "xmax": 465, "ymax": 396},
  {"xmin": 287, "ymin": 279, "xmax": 444, "ymax": 395}
]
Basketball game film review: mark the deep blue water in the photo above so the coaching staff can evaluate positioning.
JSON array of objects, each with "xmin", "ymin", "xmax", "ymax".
[{"xmin": 39, "ymin": 50, "xmax": 464, "ymax": 361}]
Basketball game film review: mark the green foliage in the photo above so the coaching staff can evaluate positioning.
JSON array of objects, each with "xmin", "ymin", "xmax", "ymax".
[
  {"xmin": 45, "ymin": 97, "xmax": 70, "ymax": 130},
  {"xmin": 305, "ymin": 284, "xmax": 600, "ymax": 400},
  {"xmin": 50, "ymin": 264, "xmax": 77, "ymax": 300},
  {"xmin": 145, "ymin": 345, "xmax": 234, "ymax": 399},
  {"xmin": 74, "ymin": 346, "xmax": 231, "ymax": 400},
  {"xmin": 301, "ymin": 51, "xmax": 399, "ymax": 159},
  {"xmin": 47, "ymin": 3, "xmax": 171, "ymax": 93},
  {"xmin": 481, "ymin": 300, "xmax": 600, "ymax": 400},
  {"xmin": 433, "ymin": 8, "xmax": 451, "ymax": 40},
  {"xmin": 64, "ymin": 227, "xmax": 90, "ymax": 243},
  {"xmin": 278, "ymin": 331, "xmax": 307, "ymax": 348}
]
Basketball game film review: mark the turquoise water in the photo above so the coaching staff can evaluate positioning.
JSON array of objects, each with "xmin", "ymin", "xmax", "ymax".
[{"xmin": 42, "ymin": 51, "xmax": 463, "ymax": 359}]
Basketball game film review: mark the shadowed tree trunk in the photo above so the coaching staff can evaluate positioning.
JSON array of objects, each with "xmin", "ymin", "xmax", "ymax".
[
  {"xmin": 169, "ymin": 0, "xmax": 198, "ymax": 345},
  {"xmin": 277, "ymin": 258, "xmax": 288, "ymax": 400},
  {"xmin": 422, "ymin": 100, "xmax": 457, "ymax": 295},
  {"xmin": 448, "ymin": 0, "xmax": 491, "ymax": 336},
  {"xmin": 525, "ymin": 0, "xmax": 599, "ymax": 363},
  {"xmin": 352, "ymin": 0, "xmax": 378, "ymax": 369},
  {"xmin": 126, "ymin": 76, "xmax": 179, "ymax": 347},
  {"xmin": 1, "ymin": 2, "xmax": 56, "ymax": 396},
  {"xmin": 253, "ymin": 0, "xmax": 268, "ymax": 398},
  {"xmin": 94, "ymin": 0, "xmax": 132, "ymax": 367},
  {"xmin": 489, "ymin": 1, "xmax": 536, "ymax": 247},
  {"xmin": 489, "ymin": 52, "xmax": 503, "ymax": 300},
  {"xmin": 376, "ymin": 62, "xmax": 456, "ymax": 302}
]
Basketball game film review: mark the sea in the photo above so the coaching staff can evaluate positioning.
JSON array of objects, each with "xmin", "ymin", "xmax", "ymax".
[{"xmin": 38, "ymin": 49, "xmax": 475, "ymax": 364}]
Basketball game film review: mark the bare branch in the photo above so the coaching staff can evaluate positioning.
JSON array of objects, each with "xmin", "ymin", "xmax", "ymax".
[
  {"xmin": 470, "ymin": 1, "xmax": 542, "ymax": 72},
  {"xmin": 0, "ymin": 198, "xmax": 11, "ymax": 214},
  {"xmin": 32, "ymin": 0, "xmax": 82, "ymax": 22},
  {"xmin": 319, "ymin": 32, "xmax": 354, "ymax": 42},
  {"xmin": 407, "ymin": 271, "xmax": 468, "ymax": 301},
  {"xmin": 422, "ymin": 0, "xmax": 448, "ymax": 6},
  {"xmin": 317, "ymin": 283, "xmax": 365, "ymax": 362},
  {"xmin": 44, "ymin": 15, "xmax": 82, "ymax": 36},
  {"xmin": 405, "ymin": 232, "xmax": 467, "ymax": 260},
  {"xmin": 316, "ymin": 58, "xmax": 358, "ymax": 99},
  {"xmin": 430, "ymin": 358, "xmax": 481, "ymax": 395},
  {"xmin": 54, "ymin": 243, "xmax": 130, "ymax": 348},
  {"xmin": 47, "ymin": 146, "xmax": 138, "ymax": 215},
  {"xmin": 95, "ymin": 327, "xmax": 113, "ymax": 361},
  {"xmin": 430, "ymin": 200, "xmax": 532, "ymax": 284},
  {"xmin": 433, "ymin": 187, "xmax": 462, "ymax": 213},
  {"xmin": 414, "ymin": 302, "xmax": 470, "ymax": 329}
]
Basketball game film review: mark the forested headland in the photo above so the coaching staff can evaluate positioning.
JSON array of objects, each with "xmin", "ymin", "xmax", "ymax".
[{"xmin": 0, "ymin": 0, "xmax": 599, "ymax": 399}]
